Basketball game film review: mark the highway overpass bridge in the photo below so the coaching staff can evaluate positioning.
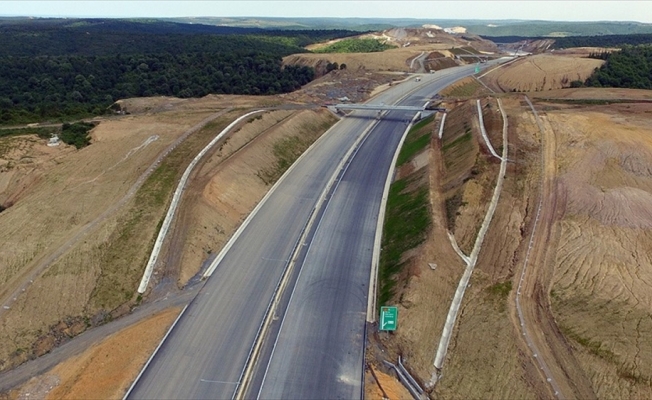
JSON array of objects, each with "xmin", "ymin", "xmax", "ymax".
[{"xmin": 327, "ymin": 103, "xmax": 446, "ymax": 114}]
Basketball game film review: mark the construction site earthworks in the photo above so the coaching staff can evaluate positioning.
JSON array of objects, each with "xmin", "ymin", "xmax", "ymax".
[{"xmin": 1, "ymin": 27, "xmax": 651, "ymax": 399}]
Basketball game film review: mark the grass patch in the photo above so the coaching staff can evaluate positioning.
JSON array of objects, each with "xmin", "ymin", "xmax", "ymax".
[
  {"xmin": 378, "ymin": 175, "xmax": 431, "ymax": 307},
  {"xmin": 442, "ymin": 119, "xmax": 475, "ymax": 171},
  {"xmin": 487, "ymin": 280, "xmax": 512, "ymax": 299},
  {"xmin": 313, "ymin": 38, "xmax": 394, "ymax": 53},
  {"xmin": 60, "ymin": 122, "xmax": 95, "ymax": 149},
  {"xmin": 257, "ymin": 114, "xmax": 337, "ymax": 185},
  {"xmin": 396, "ymin": 115, "xmax": 434, "ymax": 166},
  {"xmin": 442, "ymin": 131, "xmax": 472, "ymax": 152},
  {"xmin": 444, "ymin": 80, "xmax": 483, "ymax": 98},
  {"xmin": 486, "ymin": 280, "xmax": 512, "ymax": 312},
  {"xmin": 378, "ymin": 116, "xmax": 437, "ymax": 306}
]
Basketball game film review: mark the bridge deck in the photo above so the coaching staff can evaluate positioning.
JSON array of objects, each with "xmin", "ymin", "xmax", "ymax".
[{"xmin": 329, "ymin": 103, "xmax": 446, "ymax": 113}]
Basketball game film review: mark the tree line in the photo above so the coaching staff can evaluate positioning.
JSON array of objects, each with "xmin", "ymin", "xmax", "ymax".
[
  {"xmin": 553, "ymin": 33, "xmax": 652, "ymax": 49},
  {"xmin": 480, "ymin": 33, "xmax": 652, "ymax": 49},
  {"xmin": 584, "ymin": 45, "xmax": 652, "ymax": 89}
]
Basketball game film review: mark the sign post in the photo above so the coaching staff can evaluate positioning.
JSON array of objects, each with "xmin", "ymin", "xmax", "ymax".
[{"xmin": 380, "ymin": 306, "xmax": 398, "ymax": 331}]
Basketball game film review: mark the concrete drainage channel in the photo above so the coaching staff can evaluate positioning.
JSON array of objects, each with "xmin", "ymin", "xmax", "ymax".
[
  {"xmin": 137, "ymin": 109, "xmax": 266, "ymax": 293},
  {"xmin": 429, "ymin": 97, "xmax": 509, "ymax": 388}
]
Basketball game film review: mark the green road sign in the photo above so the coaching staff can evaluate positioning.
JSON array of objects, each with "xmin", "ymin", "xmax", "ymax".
[
  {"xmin": 380, "ymin": 306, "xmax": 398, "ymax": 331},
  {"xmin": 475, "ymin": 63, "xmax": 481, "ymax": 74}
]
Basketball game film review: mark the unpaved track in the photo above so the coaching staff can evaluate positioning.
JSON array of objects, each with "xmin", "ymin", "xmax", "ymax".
[
  {"xmin": 515, "ymin": 97, "xmax": 596, "ymax": 400},
  {"xmin": 0, "ymin": 287, "xmax": 198, "ymax": 392}
]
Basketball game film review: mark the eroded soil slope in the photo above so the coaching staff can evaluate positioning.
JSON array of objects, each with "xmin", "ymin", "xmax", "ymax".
[
  {"xmin": 163, "ymin": 108, "xmax": 338, "ymax": 286},
  {"xmin": 481, "ymin": 53, "xmax": 605, "ymax": 92},
  {"xmin": 546, "ymin": 101, "xmax": 652, "ymax": 399}
]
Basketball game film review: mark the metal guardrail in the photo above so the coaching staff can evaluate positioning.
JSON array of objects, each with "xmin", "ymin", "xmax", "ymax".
[{"xmin": 383, "ymin": 357, "xmax": 425, "ymax": 400}]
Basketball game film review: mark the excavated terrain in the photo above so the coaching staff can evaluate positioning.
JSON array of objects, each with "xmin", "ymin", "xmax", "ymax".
[{"xmin": 4, "ymin": 32, "xmax": 649, "ymax": 400}]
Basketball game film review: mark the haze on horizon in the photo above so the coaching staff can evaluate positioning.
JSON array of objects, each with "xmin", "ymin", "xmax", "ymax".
[{"xmin": 2, "ymin": 0, "xmax": 652, "ymax": 24}]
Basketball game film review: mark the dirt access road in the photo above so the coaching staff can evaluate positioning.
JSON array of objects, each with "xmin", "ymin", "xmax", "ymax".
[{"xmin": 514, "ymin": 97, "xmax": 596, "ymax": 399}]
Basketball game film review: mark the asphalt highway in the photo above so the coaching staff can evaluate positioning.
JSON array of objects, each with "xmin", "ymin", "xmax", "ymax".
[
  {"xmin": 256, "ymin": 108, "xmax": 411, "ymax": 400},
  {"xmin": 127, "ymin": 61, "xmax": 506, "ymax": 400},
  {"xmin": 253, "ymin": 66, "xmax": 489, "ymax": 399},
  {"xmin": 128, "ymin": 111, "xmax": 379, "ymax": 400}
]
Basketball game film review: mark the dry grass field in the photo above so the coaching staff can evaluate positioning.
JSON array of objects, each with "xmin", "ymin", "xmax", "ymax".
[{"xmin": 0, "ymin": 107, "xmax": 220, "ymax": 370}]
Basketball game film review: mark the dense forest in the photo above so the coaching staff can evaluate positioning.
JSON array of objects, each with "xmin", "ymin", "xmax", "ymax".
[
  {"xmin": 584, "ymin": 45, "xmax": 652, "ymax": 89},
  {"xmin": 0, "ymin": 18, "xmax": 358, "ymax": 125}
]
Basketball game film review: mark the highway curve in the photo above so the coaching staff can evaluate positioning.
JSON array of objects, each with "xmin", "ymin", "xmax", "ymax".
[
  {"xmin": 127, "ymin": 61, "xmax": 506, "ymax": 400},
  {"xmin": 253, "ymin": 64, "xmax": 512, "ymax": 398}
]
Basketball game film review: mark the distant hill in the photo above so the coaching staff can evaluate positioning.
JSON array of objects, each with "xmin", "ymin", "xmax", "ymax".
[
  {"xmin": 0, "ymin": 18, "xmax": 358, "ymax": 56},
  {"xmin": 166, "ymin": 17, "xmax": 652, "ymax": 37},
  {"xmin": 463, "ymin": 21, "xmax": 652, "ymax": 37}
]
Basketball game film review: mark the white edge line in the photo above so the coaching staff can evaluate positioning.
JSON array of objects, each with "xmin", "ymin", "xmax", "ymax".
[
  {"xmin": 257, "ymin": 111, "xmax": 381, "ymax": 399},
  {"xmin": 203, "ymin": 110, "xmax": 341, "ymax": 280},
  {"xmin": 123, "ymin": 304, "xmax": 189, "ymax": 399}
]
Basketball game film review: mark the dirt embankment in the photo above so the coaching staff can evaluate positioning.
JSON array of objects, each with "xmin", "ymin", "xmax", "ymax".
[
  {"xmin": 366, "ymin": 98, "xmax": 539, "ymax": 399},
  {"xmin": 430, "ymin": 98, "xmax": 540, "ymax": 399},
  {"xmin": 163, "ymin": 108, "xmax": 338, "ymax": 286},
  {"xmin": 283, "ymin": 49, "xmax": 424, "ymax": 75},
  {"xmin": 480, "ymin": 53, "xmax": 605, "ymax": 92},
  {"xmin": 0, "ymin": 108, "xmax": 216, "ymax": 370},
  {"xmin": 283, "ymin": 27, "xmax": 499, "ymax": 78},
  {"xmin": 280, "ymin": 68, "xmax": 405, "ymax": 105},
  {"xmin": 4, "ymin": 307, "xmax": 180, "ymax": 400}
]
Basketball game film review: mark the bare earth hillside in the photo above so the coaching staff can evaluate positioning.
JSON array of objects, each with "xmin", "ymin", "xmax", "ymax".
[
  {"xmin": 545, "ymin": 101, "xmax": 652, "ymax": 399},
  {"xmin": 480, "ymin": 53, "xmax": 605, "ymax": 92}
]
